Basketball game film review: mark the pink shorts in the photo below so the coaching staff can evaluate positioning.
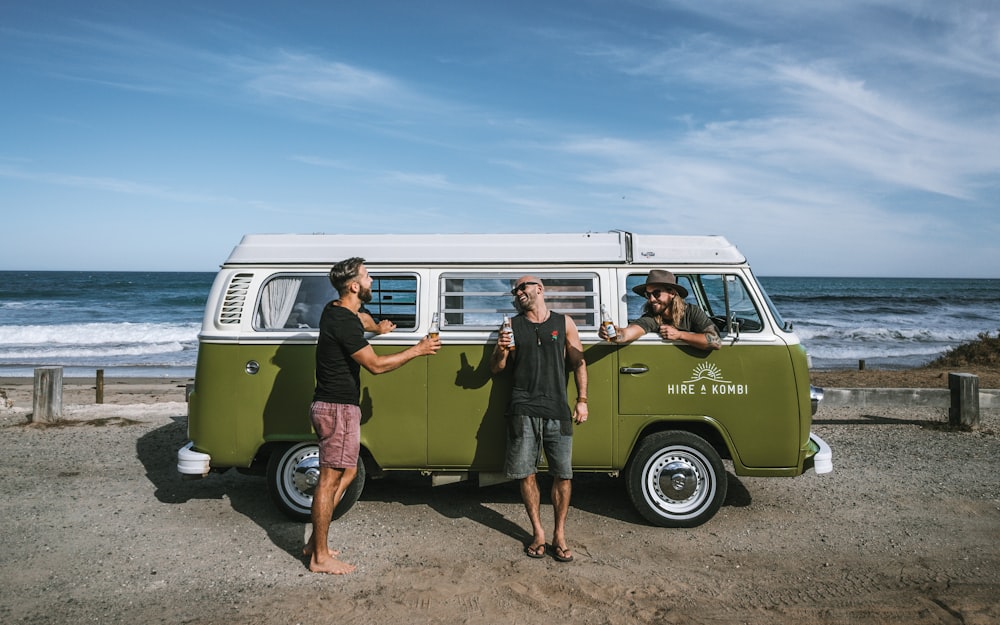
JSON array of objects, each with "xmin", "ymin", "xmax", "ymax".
[{"xmin": 309, "ymin": 401, "xmax": 361, "ymax": 469}]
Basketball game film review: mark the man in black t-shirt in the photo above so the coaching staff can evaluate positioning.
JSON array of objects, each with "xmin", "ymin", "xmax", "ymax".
[{"xmin": 305, "ymin": 257, "xmax": 440, "ymax": 575}]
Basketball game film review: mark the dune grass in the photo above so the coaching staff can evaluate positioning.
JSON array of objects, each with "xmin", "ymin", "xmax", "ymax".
[{"xmin": 925, "ymin": 331, "xmax": 1000, "ymax": 368}]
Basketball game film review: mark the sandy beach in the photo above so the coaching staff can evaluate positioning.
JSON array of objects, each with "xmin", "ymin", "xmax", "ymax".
[
  {"xmin": 809, "ymin": 365, "xmax": 1000, "ymax": 392},
  {"xmin": 0, "ymin": 371, "xmax": 997, "ymax": 624}
]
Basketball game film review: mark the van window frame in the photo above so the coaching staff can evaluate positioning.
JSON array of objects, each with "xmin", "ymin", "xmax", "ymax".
[
  {"xmin": 252, "ymin": 271, "xmax": 420, "ymax": 332},
  {"xmin": 366, "ymin": 272, "xmax": 421, "ymax": 331},
  {"xmin": 438, "ymin": 272, "xmax": 601, "ymax": 330},
  {"xmin": 624, "ymin": 271, "xmax": 765, "ymax": 335},
  {"xmin": 692, "ymin": 273, "xmax": 764, "ymax": 334}
]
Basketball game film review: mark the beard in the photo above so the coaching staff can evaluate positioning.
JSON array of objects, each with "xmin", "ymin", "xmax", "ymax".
[
  {"xmin": 513, "ymin": 294, "xmax": 537, "ymax": 313},
  {"xmin": 643, "ymin": 299, "xmax": 666, "ymax": 318},
  {"xmin": 359, "ymin": 286, "xmax": 373, "ymax": 304}
]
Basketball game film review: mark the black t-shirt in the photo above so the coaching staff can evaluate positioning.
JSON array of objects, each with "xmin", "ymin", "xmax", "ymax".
[{"xmin": 313, "ymin": 303, "xmax": 369, "ymax": 405}]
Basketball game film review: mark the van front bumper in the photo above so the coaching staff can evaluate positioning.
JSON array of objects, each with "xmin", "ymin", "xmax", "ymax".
[
  {"xmin": 177, "ymin": 441, "xmax": 211, "ymax": 478},
  {"xmin": 806, "ymin": 433, "xmax": 833, "ymax": 474}
]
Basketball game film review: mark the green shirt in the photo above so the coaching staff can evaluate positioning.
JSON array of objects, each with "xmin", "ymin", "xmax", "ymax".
[{"xmin": 634, "ymin": 303, "xmax": 716, "ymax": 336}]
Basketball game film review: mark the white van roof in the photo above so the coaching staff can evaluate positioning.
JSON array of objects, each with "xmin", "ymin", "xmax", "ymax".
[{"xmin": 223, "ymin": 231, "xmax": 745, "ymax": 266}]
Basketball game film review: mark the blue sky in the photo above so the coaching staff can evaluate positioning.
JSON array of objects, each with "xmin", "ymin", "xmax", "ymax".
[{"xmin": 2, "ymin": 1, "xmax": 998, "ymax": 277}]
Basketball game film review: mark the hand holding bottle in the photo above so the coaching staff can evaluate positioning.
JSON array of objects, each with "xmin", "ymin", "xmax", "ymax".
[
  {"xmin": 428, "ymin": 312, "xmax": 440, "ymax": 340},
  {"xmin": 600, "ymin": 304, "xmax": 618, "ymax": 342},
  {"xmin": 500, "ymin": 315, "xmax": 515, "ymax": 350}
]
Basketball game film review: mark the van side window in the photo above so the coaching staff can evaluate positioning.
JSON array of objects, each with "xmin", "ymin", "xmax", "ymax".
[
  {"xmin": 367, "ymin": 274, "xmax": 418, "ymax": 329},
  {"xmin": 440, "ymin": 273, "xmax": 599, "ymax": 329},
  {"xmin": 625, "ymin": 273, "xmax": 763, "ymax": 334},
  {"xmin": 625, "ymin": 273, "xmax": 696, "ymax": 323},
  {"xmin": 696, "ymin": 274, "xmax": 763, "ymax": 333},
  {"xmin": 255, "ymin": 275, "xmax": 330, "ymax": 330},
  {"xmin": 254, "ymin": 273, "xmax": 418, "ymax": 331}
]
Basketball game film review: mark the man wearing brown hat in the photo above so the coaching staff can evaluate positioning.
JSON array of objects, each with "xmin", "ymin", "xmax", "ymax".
[{"xmin": 599, "ymin": 269, "xmax": 721, "ymax": 350}]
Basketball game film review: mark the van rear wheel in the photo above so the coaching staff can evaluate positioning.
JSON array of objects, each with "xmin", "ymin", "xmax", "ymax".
[
  {"xmin": 266, "ymin": 442, "xmax": 366, "ymax": 522},
  {"xmin": 626, "ymin": 431, "xmax": 727, "ymax": 528}
]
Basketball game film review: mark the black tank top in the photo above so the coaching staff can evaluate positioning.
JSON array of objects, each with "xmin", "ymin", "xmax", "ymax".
[{"xmin": 508, "ymin": 311, "xmax": 571, "ymax": 421}]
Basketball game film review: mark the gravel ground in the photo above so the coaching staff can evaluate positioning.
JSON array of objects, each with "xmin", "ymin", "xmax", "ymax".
[{"xmin": 0, "ymin": 381, "xmax": 997, "ymax": 625}]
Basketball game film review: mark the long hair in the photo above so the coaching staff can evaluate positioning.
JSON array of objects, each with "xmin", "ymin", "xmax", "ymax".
[
  {"xmin": 644, "ymin": 291, "xmax": 686, "ymax": 325},
  {"xmin": 329, "ymin": 257, "xmax": 365, "ymax": 296}
]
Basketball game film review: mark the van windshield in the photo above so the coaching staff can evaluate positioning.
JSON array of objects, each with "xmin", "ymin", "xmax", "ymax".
[{"xmin": 756, "ymin": 277, "xmax": 789, "ymax": 331}]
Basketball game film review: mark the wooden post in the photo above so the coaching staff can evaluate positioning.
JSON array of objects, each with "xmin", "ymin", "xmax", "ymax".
[
  {"xmin": 96, "ymin": 369, "xmax": 104, "ymax": 404},
  {"xmin": 32, "ymin": 366, "xmax": 64, "ymax": 424},
  {"xmin": 948, "ymin": 373, "xmax": 979, "ymax": 428},
  {"xmin": 858, "ymin": 359, "xmax": 865, "ymax": 371}
]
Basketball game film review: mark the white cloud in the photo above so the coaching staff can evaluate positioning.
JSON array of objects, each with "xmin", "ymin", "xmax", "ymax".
[
  {"xmin": 0, "ymin": 165, "xmax": 240, "ymax": 206},
  {"xmin": 242, "ymin": 51, "xmax": 405, "ymax": 109}
]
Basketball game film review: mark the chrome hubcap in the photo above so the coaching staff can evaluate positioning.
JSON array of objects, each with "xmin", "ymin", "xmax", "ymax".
[
  {"xmin": 658, "ymin": 460, "xmax": 698, "ymax": 501},
  {"xmin": 290, "ymin": 451, "xmax": 320, "ymax": 497}
]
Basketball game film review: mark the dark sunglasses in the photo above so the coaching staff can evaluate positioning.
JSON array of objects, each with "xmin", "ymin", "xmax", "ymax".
[
  {"xmin": 511, "ymin": 281, "xmax": 540, "ymax": 295},
  {"xmin": 643, "ymin": 289, "xmax": 665, "ymax": 300}
]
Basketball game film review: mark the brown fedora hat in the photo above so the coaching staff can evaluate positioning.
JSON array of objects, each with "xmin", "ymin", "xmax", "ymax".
[{"xmin": 631, "ymin": 269, "xmax": 689, "ymax": 299}]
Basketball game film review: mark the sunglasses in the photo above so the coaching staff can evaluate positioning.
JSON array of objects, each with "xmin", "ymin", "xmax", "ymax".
[
  {"xmin": 643, "ymin": 289, "xmax": 666, "ymax": 300},
  {"xmin": 510, "ymin": 281, "xmax": 540, "ymax": 295}
]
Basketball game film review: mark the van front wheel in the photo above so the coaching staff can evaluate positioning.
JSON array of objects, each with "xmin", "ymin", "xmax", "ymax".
[
  {"xmin": 266, "ymin": 442, "xmax": 366, "ymax": 522},
  {"xmin": 626, "ymin": 431, "xmax": 727, "ymax": 528}
]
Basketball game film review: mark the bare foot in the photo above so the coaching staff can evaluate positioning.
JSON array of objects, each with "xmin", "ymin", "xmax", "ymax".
[
  {"xmin": 309, "ymin": 553, "xmax": 356, "ymax": 575},
  {"xmin": 303, "ymin": 543, "xmax": 340, "ymax": 558}
]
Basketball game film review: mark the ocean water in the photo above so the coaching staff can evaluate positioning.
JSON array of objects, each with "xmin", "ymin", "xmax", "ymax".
[
  {"xmin": 0, "ymin": 271, "xmax": 213, "ymax": 378},
  {"xmin": 761, "ymin": 276, "xmax": 999, "ymax": 370},
  {"xmin": 0, "ymin": 271, "xmax": 997, "ymax": 378}
]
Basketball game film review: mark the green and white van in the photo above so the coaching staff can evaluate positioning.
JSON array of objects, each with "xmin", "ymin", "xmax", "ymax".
[{"xmin": 178, "ymin": 231, "xmax": 831, "ymax": 528}]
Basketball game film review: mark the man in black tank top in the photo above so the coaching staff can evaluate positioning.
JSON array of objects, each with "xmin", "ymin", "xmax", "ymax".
[{"xmin": 490, "ymin": 276, "xmax": 588, "ymax": 563}]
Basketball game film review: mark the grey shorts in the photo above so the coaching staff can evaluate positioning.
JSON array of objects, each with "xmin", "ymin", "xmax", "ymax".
[
  {"xmin": 309, "ymin": 401, "xmax": 361, "ymax": 469},
  {"xmin": 504, "ymin": 415, "xmax": 573, "ymax": 480}
]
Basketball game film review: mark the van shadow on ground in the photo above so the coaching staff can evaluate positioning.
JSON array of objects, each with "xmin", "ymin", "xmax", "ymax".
[
  {"xmin": 136, "ymin": 417, "xmax": 306, "ymax": 560},
  {"xmin": 136, "ymin": 423, "xmax": 752, "ymax": 563},
  {"xmin": 357, "ymin": 471, "xmax": 645, "ymax": 543}
]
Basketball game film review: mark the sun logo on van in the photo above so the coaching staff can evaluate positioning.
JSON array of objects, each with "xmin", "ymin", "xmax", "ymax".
[
  {"xmin": 684, "ymin": 363, "xmax": 731, "ymax": 384},
  {"xmin": 669, "ymin": 363, "xmax": 748, "ymax": 397}
]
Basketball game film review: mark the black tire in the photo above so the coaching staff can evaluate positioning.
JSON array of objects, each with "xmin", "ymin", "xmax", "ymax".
[
  {"xmin": 626, "ymin": 431, "xmax": 727, "ymax": 528},
  {"xmin": 266, "ymin": 442, "xmax": 366, "ymax": 522}
]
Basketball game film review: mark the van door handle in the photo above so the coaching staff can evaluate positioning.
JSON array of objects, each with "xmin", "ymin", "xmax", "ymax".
[{"xmin": 620, "ymin": 366, "xmax": 649, "ymax": 374}]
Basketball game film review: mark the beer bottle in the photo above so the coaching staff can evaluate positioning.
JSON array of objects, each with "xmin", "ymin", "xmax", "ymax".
[
  {"xmin": 600, "ymin": 304, "xmax": 618, "ymax": 341},
  {"xmin": 502, "ymin": 315, "xmax": 515, "ymax": 349},
  {"xmin": 428, "ymin": 312, "xmax": 440, "ymax": 340}
]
